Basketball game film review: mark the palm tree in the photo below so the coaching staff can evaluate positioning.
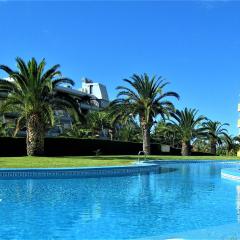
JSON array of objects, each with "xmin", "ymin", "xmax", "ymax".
[
  {"xmin": 0, "ymin": 57, "xmax": 84, "ymax": 156},
  {"xmin": 221, "ymin": 134, "xmax": 239, "ymax": 155},
  {"xmin": 152, "ymin": 120, "xmax": 181, "ymax": 147},
  {"xmin": 110, "ymin": 73, "xmax": 179, "ymax": 154},
  {"xmin": 203, "ymin": 120, "xmax": 229, "ymax": 155},
  {"xmin": 86, "ymin": 111, "xmax": 111, "ymax": 138},
  {"xmin": 169, "ymin": 108, "xmax": 207, "ymax": 156},
  {"xmin": 192, "ymin": 138, "xmax": 209, "ymax": 153},
  {"xmin": 116, "ymin": 118, "xmax": 141, "ymax": 142}
]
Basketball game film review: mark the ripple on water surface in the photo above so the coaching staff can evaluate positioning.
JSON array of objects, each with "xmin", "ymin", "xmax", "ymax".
[{"xmin": 0, "ymin": 162, "xmax": 239, "ymax": 239}]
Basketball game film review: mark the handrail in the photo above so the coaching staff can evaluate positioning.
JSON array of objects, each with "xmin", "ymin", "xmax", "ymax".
[{"xmin": 138, "ymin": 151, "xmax": 147, "ymax": 163}]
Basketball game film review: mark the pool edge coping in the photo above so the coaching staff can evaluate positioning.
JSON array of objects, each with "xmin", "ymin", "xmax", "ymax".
[{"xmin": 0, "ymin": 160, "xmax": 239, "ymax": 180}]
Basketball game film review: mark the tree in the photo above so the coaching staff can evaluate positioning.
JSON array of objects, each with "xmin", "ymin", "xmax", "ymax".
[
  {"xmin": 192, "ymin": 138, "xmax": 209, "ymax": 153},
  {"xmin": 86, "ymin": 110, "xmax": 112, "ymax": 139},
  {"xmin": 62, "ymin": 123, "xmax": 91, "ymax": 138},
  {"xmin": 152, "ymin": 120, "xmax": 181, "ymax": 147},
  {"xmin": 202, "ymin": 120, "xmax": 229, "ymax": 155},
  {"xmin": 116, "ymin": 118, "xmax": 141, "ymax": 142},
  {"xmin": 110, "ymin": 73, "xmax": 179, "ymax": 154},
  {"xmin": 0, "ymin": 57, "xmax": 84, "ymax": 156},
  {"xmin": 220, "ymin": 134, "xmax": 239, "ymax": 156},
  {"xmin": 169, "ymin": 108, "xmax": 206, "ymax": 156}
]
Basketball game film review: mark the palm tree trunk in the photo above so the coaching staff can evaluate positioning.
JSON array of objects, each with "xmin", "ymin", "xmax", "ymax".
[
  {"xmin": 210, "ymin": 140, "xmax": 217, "ymax": 155},
  {"xmin": 142, "ymin": 123, "xmax": 151, "ymax": 155},
  {"xmin": 181, "ymin": 141, "xmax": 191, "ymax": 156},
  {"xmin": 26, "ymin": 114, "xmax": 45, "ymax": 156}
]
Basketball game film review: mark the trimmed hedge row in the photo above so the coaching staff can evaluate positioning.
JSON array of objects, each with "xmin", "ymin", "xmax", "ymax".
[{"xmin": 0, "ymin": 137, "xmax": 213, "ymax": 156}]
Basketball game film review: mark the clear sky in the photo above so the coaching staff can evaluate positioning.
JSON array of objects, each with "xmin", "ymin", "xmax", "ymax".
[{"xmin": 0, "ymin": 1, "xmax": 240, "ymax": 135}]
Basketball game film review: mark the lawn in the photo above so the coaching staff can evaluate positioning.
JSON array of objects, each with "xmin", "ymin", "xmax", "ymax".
[
  {"xmin": 0, "ymin": 156, "xmax": 133, "ymax": 168},
  {"xmin": 0, "ymin": 155, "xmax": 239, "ymax": 168}
]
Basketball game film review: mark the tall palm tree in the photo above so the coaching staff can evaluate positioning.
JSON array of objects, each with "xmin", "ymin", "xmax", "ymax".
[
  {"xmin": 169, "ymin": 108, "xmax": 207, "ymax": 156},
  {"xmin": 202, "ymin": 120, "xmax": 229, "ymax": 155},
  {"xmin": 0, "ymin": 57, "xmax": 84, "ymax": 156},
  {"xmin": 110, "ymin": 73, "xmax": 179, "ymax": 154}
]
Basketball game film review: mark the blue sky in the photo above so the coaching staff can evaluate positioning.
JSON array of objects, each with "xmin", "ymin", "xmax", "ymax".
[{"xmin": 0, "ymin": 1, "xmax": 240, "ymax": 135}]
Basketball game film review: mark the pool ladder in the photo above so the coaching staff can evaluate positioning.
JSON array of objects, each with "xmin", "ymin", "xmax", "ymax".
[{"xmin": 137, "ymin": 151, "xmax": 147, "ymax": 163}]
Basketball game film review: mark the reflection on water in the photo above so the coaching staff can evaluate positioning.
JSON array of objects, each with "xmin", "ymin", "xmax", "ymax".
[
  {"xmin": 0, "ymin": 162, "xmax": 239, "ymax": 239},
  {"xmin": 237, "ymin": 185, "xmax": 240, "ymax": 223}
]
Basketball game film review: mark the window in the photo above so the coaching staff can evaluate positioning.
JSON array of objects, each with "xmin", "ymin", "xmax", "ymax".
[{"xmin": 89, "ymin": 85, "xmax": 93, "ymax": 94}]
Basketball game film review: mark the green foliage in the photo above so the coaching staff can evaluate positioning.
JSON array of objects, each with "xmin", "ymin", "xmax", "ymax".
[
  {"xmin": 167, "ymin": 108, "xmax": 207, "ymax": 155},
  {"xmin": 86, "ymin": 110, "xmax": 112, "ymax": 138},
  {"xmin": 61, "ymin": 123, "xmax": 92, "ymax": 138},
  {"xmin": 110, "ymin": 73, "xmax": 179, "ymax": 127},
  {"xmin": 116, "ymin": 118, "xmax": 142, "ymax": 142},
  {"xmin": 168, "ymin": 108, "xmax": 207, "ymax": 143},
  {"xmin": 0, "ymin": 120, "xmax": 7, "ymax": 136},
  {"xmin": 0, "ymin": 58, "xmax": 85, "ymax": 134},
  {"xmin": 61, "ymin": 108, "xmax": 142, "ymax": 142},
  {"xmin": 202, "ymin": 120, "xmax": 229, "ymax": 144},
  {"xmin": 0, "ymin": 59, "xmax": 237, "ymax": 157},
  {"xmin": 0, "ymin": 57, "xmax": 86, "ymax": 155},
  {"xmin": 110, "ymin": 73, "xmax": 179, "ymax": 154},
  {"xmin": 152, "ymin": 120, "xmax": 181, "ymax": 147},
  {"xmin": 192, "ymin": 139, "xmax": 209, "ymax": 153},
  {"xmin": 217, "ymin": 135, "xmax": 240, "ymax": 156},
  {"xmin": 0, "ymin": 115, "xmax": 15, "ymax": 137}
]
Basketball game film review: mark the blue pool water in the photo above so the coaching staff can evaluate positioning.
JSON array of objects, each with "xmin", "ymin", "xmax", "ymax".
[{"xmin": 0, "ymin": 161, "xmax": 240, "ymax": 239}]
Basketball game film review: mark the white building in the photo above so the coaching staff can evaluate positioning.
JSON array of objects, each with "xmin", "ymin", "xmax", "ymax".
[{"xmin": 80, "ymin": 78, "xmax": 109, "ymax": 108}]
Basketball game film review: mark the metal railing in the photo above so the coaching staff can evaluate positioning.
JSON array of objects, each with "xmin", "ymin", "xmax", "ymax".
[{"xmin": 137, "ymin": 151, "xmax": 147, "ymax": 163}]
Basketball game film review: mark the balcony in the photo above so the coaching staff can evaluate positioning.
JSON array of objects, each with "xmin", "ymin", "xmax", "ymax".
[{"xmin": 238, "ymin": 119, "xmax": 240, "ymax": 128}]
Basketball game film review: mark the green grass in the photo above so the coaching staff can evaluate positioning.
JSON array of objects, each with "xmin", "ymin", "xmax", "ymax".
[
  {"xmin": 145, "ymin": 155, "xmax": 240, "ymax": 160},
  {"xmin": 0, "ymin": 156, "xmax": 134, "ymax": 168},
  {"xmin": 0, "ymin": 155, "xmax": 239, "ymax": 168}
]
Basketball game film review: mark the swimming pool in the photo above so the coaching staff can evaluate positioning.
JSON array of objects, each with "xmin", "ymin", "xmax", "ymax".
[{"xmin": 0, "ymin": 161, "xmax": 239, "ymax": 239}]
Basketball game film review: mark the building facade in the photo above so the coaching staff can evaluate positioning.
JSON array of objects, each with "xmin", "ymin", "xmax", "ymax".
[
  {"xmin": 1, "ymin": 77, "xmax": 109, "ymax": 136},
  {"xmin": 49, "ymin": 78, "xmax": 109, "ymax": 136}
]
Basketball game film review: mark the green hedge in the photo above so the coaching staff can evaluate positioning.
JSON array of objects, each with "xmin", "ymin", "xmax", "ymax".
[
  {"xmin": 0, "ymin": 137, "xmax": 183, "ymax": 156},
  {"xmin": 0, "ymin": 137, "xmax": 213, "ymax": 156}
]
